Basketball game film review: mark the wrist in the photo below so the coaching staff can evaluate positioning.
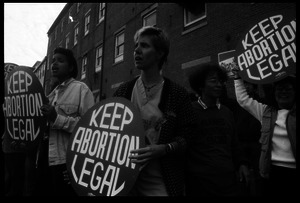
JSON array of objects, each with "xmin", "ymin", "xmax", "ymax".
[
  {"xmin": 165, "ymin": 143, "xmax": 175, "ymax": 154},
  {"xmin": 50, "ymin": 112, "xmax": 58, "ymax": 122}
]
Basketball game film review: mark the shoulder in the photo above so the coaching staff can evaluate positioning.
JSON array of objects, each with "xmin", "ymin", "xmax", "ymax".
[
  {"xmin": 68, "ymin": 79, "xmax": 92, "ymax": 92},
  {"xmin": 220, "ymin": 104, "xmax": 234, "ymax": 116},
  {"xmin": 113, "ymin": 77, "xmax": 138, "ymax": 97},
  {"xmin": 164, "ymin": 78, "xmax": 189, "ymax": 95},
  {"xmin": 191, "ymin": 101, "xmax": 202, "ymax": 109},
  {"xmin": 263, "ymin": 105, "xmax": 275, "ymax": 115},
  {"xmin": 70, "ymin": 79, "xmax": 88, "ymax": 88}
]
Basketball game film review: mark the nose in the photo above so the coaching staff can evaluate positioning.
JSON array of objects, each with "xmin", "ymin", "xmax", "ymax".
[
  {"xmin": 51, "ymin": 59, "xmax": 57, "ymax": 66},
  {"xmin": 134, "ymin": 44, "xmax": 141, "ymax": 54},
  {"xmin": 215, "ymin": 80, "xmax": 223, "ymax": 87}
]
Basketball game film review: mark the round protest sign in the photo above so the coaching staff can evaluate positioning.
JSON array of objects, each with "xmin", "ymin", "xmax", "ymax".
[
  {"xmin": 3, "ymin": 66, "xmax": 48, "ymax": 152},
  {"xmin": 235, "ymin": 10, "xmax": 296, "ymax": 84},
  {"xmin": 66, "ymin": 97, "xmax": 146, "ymax": 196}
]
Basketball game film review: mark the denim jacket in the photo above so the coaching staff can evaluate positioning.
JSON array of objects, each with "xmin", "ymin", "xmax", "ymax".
[{"xmin": 47, "ymin": 78, "xmax": 94, "ymax": 166}]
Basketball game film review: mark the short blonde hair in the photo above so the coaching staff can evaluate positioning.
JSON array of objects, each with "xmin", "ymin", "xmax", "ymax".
[{"xmin": 134, "ymin": 26, "xmax": 170, "ymax": 69}]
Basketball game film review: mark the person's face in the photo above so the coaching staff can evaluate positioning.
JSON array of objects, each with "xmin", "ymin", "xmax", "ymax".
[
  {"xmin": 134, "ymin": 35, "xmax": 162, "ymax": 71},
  {"xmin": 275, "ymin": 82, "xmax": 295, "ymax": 109},
  {"xmin": 51, "ymin": 53, "xmax": 72, "ymax": 81},
  {"xmin": 202, "ymin": 72, "xmax": 225, "ymax": 99}
]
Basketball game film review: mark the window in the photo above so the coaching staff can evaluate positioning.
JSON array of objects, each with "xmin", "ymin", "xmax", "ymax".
[
  {"xmin": 61, "ymin": 18, "xmax": 64, "ymax": 32},
  {"xmin": 143, "ymin": 10, "xmax": 156, "ymax": 27},
  {"xmin": 84, "ymin": 13, "xmax": 91, "ymax": 36},
  {"xmin": 98, "ymin": 3, "xmax": 105, "ymax": 24},
  {"xmin": 54, "ymin": 27, "xmax": 57, "ymax": 40},
  {"xmin": 184, "ymin": 3, "xmax": 206, "ymax": 27},
  {"xmin": 48, "ymin": 36, "xmax": 52, "ymax": 47},
  {"xmin": 47, "ymin": 58, "xmax": 50, "ymax": 70},
  {"xmin": 74, "ymin": 26, "xmax": 79, "ymax": 46},
  {"xmin": 115, "ymin": 31, "xmax": 125, "ymax": 63},
  {"xmin": 77, "ymin": 3, "xmax": 81, "ymax": 13},
  {"xmin": 81, "ymin": 55, "xmax": 87, "ymax": 79},
  {"xmin": 95, "ymin": 45, "xmax": 103, "ymax": 72},
  {"xmin": 65, "ymin": 34, "xmax": 70, "ymax": 49},
  {"xmin": 68, "ymin": 12, "xmax": 72, "ymax": 23}
]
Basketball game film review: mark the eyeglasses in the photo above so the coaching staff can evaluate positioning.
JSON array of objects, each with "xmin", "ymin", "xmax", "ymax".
[
  {"xmin": 275, "ymin": 85, "xmax": 294, "ymax": 92},
  {"xmin": 206, "ymin": 78, "xmax": 226, "ymax": 85}
]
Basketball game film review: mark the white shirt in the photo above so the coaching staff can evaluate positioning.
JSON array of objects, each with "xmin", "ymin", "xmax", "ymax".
[
  {"xmin": 130, "ymin": 76, "xmax": 168, "ymax": 196},
  {"xmin": 272, "ymin": 109, "xmax": 296, "ymax": 168}
]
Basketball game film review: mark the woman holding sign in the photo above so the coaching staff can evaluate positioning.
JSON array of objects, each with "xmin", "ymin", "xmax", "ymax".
[
  {"xmin": 113, "ymin": 26, "xmax": 196, "ymax": 196},
  {"xmin": 233, "ymin": 70, "xmax": 296, "ymax": 196},
  {"xmin": 37, "ymin": 47, "xmax": 95, "ymax": 196}
]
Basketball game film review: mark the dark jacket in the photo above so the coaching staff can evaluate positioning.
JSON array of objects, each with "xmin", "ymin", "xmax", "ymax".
[
  {"xmin": 113, "ymin": 76, "xmax": 196, "ymax": 196},
  {"xmin": 259, "ymin": 104, "xmax": 296, "ymax": 178}
]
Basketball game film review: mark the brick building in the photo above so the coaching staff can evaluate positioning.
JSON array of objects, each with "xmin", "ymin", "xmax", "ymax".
[{"xmin": 44, "ymin": 3, "xmax": 295, "ymax": 102}]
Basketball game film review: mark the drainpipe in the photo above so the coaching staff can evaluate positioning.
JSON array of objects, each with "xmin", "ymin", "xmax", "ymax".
[{"xmin": 99, "ymin": 3, "xmax": 107, "ymax": 100}]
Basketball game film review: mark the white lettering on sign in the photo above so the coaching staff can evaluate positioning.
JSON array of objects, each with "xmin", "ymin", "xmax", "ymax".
[
  {"xmin": 6, "ymin": 118, "xmax": 40, "ymax": 141},
  {"xmin": 3, "ymin": 92, "xmax": 43, "ymax": 142},
  {"xmin": 71, "ymin": 127, "xmax": 139, "ymax": 169},
  {"xmin": 3, "ymin": 93, "xmax": 43, "ymax": 117},
  {"xmin": 89, "ymin": 102, "xmax": 133, "ymax": 131},
  {"xmin": 71, "ymin": 155, "xmax": 125, "ymax": 196},
  {"xmin": 68, "ymin": 99, "xmax": 143, "ymax": 196},
  {"xmin": 7, "ymin": 70, "xmax": 32, "ymax": 94},
  {"xmin": 237, "ymin": 16, "xmax": 296, "ymax": 80}
]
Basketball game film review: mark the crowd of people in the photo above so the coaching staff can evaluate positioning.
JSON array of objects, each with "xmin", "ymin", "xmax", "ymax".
[{"xmin": 2, "ymin": 26, "xmax": 296, "ymax": 196}]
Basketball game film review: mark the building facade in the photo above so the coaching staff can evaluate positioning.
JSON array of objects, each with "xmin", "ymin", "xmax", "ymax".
[{"xmin": 44, "ymin": 3, "xmax": 295, "ymax": 102}]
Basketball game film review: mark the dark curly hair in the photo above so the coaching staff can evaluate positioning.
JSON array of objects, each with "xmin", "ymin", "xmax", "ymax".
[
  {"xmin": 188, "ymin": 62, "xmax": 228, "ymax": 95},
  {"xmin": 53, "ymin": 47, "xmax": 78, "ymax": 78}
]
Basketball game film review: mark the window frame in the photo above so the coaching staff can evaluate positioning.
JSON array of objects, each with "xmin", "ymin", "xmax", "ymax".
[
  {"xmin": 74, "ymin": 25, "xmax": 79, "ymax": 46},
  {"xmin": 54, "ymin": 27, "xmax": 57, "ymax": 40},
  {"xmin": 77, "ymin": 3, "xmax": 81, "ymax": 13},
  {"xmin": 98, "ymin": 3, "xmax": 106, "ymax": 24},
  {"xmin": 143, "ymin": 9, "xmax": 157, "ymax": 27},
  {"xmin": 84, "ymin": 10, "xmax": 91, "ymax": 36},
  {"xmin": 114, "ymin": 30, "xmax": 125, "ymax": 64},
  {"xmin": 65, "ymin": 33, "xmax": 70, "ymax": 49},
  {"xmin": 183, "ymin": 3, "xmax": 207, "ymax": 27},
  {"xmin": 61, "ymin": 18, "xmax": 64, "ymax": 32},
  {"xmin": 68, "ymin": 11, "xmax": 72, "ymax": 24},
  {"xmin": 81, "ymin": 55, "xmax": 87, "ymax": 80},
  {"xmin": 95, "ymin": 45, "xmax": 103, "ymax": 73}
]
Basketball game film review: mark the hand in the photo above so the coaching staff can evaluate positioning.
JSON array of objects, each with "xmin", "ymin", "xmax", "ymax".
[
  {"xmin": 231, "ymin": 63, "xmax": 241, "ymax": 79},
  {"xmin": 128, "ymin": 144, "xmax": 166, "ymax": 167},
  {"xmin": 41, "ymin": 104, "xmax": 57, "ymax": 122},
  {"xmin": 238, "ymin": 165, "xmax": 250, "ymax": 186},
  {"xmin": 63, "ymin": 170, "xmax": 71, "ymax": 185}
]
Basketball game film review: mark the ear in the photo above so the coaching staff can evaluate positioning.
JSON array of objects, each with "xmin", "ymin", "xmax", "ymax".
[
  {"xmin": 157, "ymin": 51, "xmax": 164, "ymax": 60},
  {"xmin": 69, "ymin": 65, "xmax": 74, "ymax": 75}
]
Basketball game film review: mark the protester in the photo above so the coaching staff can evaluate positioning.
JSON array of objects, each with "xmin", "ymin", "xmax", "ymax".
[
  {"xmin": 2, "ymin": 65, "xmax": 38, "ymax": 196},
  {"xmin": 37, "ymin": 47, "xmax": 95, "ymax": 196},
  {"xmin": 113, "ymin": 26, "xmax": 196, "ymax": 196},
  {"xmin": 0, "ymin": 108, "xmax": 4, "ymax": 196},
  {"xmin": 185, "ymin": 63, "xmax": 250, "ymax": 196},
  {"xmin": 233, "ymin": 69, "xmax": 296, "ymax": 196}
]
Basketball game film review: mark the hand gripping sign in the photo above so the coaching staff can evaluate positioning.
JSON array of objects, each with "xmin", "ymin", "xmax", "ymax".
[
  {"xmin": 3, "ymin": 66, "xmax": 48, "ymax": 152},
  {"xmin": 66, "ymin": 97, "xmax": 146, "ymax": 196},
  {"xmin": 235, "ymin": 10, "xmax": 296, "ymax": 84}
]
